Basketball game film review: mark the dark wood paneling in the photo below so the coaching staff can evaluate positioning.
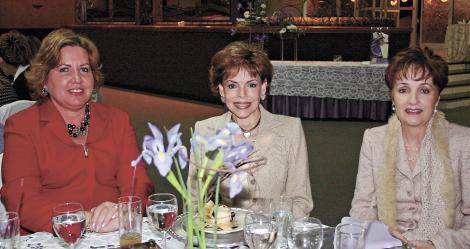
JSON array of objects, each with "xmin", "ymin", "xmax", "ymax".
[{"xmin": 4, "ymin": 26, "xmax": 410, "ymax": 103}]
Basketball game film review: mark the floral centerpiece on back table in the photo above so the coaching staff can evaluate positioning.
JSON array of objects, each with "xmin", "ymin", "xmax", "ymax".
[{"xmin": 132, "ymin": 122, "xmax": 254, "ymax": 248}]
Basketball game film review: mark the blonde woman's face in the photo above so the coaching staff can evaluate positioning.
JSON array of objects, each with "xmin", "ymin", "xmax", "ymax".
[
  {"xmin": 391, "ymin": 68, "xmax": 440, "ymax": 130},
  {"xmin": 45, "ymin": 46, "xmax": 94, "ymax": 113}
]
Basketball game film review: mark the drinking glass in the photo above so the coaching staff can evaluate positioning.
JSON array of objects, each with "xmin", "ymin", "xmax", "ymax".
[
  {"xmin": 118, "ymin": 196, "xmax": 142, "ymax": 247},
  {"xmin": 146, "ymin": 193, "xmax": 178, "ymax": 249},
  {"xmin": 334, "ymin": 223, "xmax": 366, "ymax": 249},
  {"xmin": 288, "ymin": 217, "xmax": 323, "ymax": 249},
  {"xmin": 271, "ymin": 196, "xmax": 293, "ymax": 249},
  {"xmin": 244, "ymin": 213, "xmax": 278, "ymax": 249},
  {"xmin": 52, "ymin": 203, "xmax": 86, "ymax": 248},
  {"xmin": 0, "ymin": 211, "xmax": 20, "ymax": 249}
]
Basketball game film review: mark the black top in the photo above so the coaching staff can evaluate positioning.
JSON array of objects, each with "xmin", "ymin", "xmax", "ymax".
[
  {"xmin": 0, "ymin": 74, "xmax": 19, "ymax": 107},
  {"xmin": 12, "ymin": 70, "xmax": 32, "ymax": 100}
]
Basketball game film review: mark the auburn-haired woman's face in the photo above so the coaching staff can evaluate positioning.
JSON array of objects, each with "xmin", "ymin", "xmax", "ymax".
[
  {"xmin": 218, "ymin": 67, "xmax": 267, "ymax": 121},
  {"xmin": 391, "ymin": 68, "xmax": 440, "ymax": 129}
]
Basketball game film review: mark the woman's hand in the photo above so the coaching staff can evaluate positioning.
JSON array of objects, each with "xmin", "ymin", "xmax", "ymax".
[
  {"xmin": 409, "ymin": 240, "xmax": 436, "ymax": 249},
  {"xmin": 88, "ymin": 202, "xmax": 119, "ymax": 233}
]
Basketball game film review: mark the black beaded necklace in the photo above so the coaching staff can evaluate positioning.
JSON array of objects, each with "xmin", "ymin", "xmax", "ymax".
[{"xmin": 66, "ymin": 103, "xmax": 90, "ymax": 138}]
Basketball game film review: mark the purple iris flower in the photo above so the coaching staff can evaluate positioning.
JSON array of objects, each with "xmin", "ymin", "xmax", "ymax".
[
  {"xmin": 133, "ymin": 121, "xmax": 254, "ymax": 199},
  {"xmin": 178, "ymin": 145, "xmax": 188, "ymax": 169},
  {"xmin": 132, "ymin": 123, "xmax": 186, "ymax": 177},
  {"xmin": 205, "ymin": 122, "xmax": 242, "ymax": 151},
  {"xmin": 229, "ymin": 171, "xmax": 247, "ymax": 198},
  {"xmin": 223, "ymin": 141, "xmax": 254, "ymax": 169}
]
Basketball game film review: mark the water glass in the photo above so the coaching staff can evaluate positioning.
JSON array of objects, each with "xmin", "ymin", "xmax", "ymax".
[
  {"xmin": 146, "ymin": 193, "xmax": 178, "ymax": 249},
  {"xmin": 0, "ymin": 212, "xmax": 20, "ymax": 249},
  {"xmin": 288, "ymin": 217, "xmax": 323, "ymax": 249},
  {"xmin": 334, "ymin": 223, "xmax": 366, "ymax": 249},
  {"xmin": 118, "ymin": 196, "xmax": 142, "ymax": 247},
  {"xmin": 52, "ymin": 203, "xmax": 85, "ymax": 248},
  {"xmin": 271, "ymin": 196, "xmax": 293, "ymax": 249},
  {"xmin": 244, "ymin": 213, "xmax": 278, "ymax": 249}
]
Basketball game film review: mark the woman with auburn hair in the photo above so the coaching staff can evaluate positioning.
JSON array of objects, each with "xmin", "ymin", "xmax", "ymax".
[
  {"xmin": 350, "ymin": 47, "xmax": 470, "ymax": 249},
  {"xmin": 1, "ymin": 28, "xmax": 153, "ymax": 234},
  {"xmin": 188, "ymin": 41, "xmax": 313, "ymax": 219}
]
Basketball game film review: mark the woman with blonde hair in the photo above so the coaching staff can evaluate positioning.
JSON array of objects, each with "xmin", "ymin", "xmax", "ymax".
[{"xmin": 1, "ymin": 28, "xmax": 153, "ymax": 234}]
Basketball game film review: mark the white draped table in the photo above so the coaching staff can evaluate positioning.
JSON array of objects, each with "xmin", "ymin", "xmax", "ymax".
[
  {"xmin": 21, "ymin": 218, "xmax": 333, "ymax": 249},
  {"xmin": 21, "ymin": 218, "xmax": 185, "ymax": 249},
  {"xmin": 268, "ymin": 61, "xmax": 391, "ymax": 121}
]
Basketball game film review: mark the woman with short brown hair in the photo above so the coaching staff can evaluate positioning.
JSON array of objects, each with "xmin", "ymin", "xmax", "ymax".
[
  {"xmin": 189, "ymin": 41, "xmax": 313, "ymax": 218},
  {"xmin": 350, "ymin": 47, "xmax": 470, "ymax": 249}
]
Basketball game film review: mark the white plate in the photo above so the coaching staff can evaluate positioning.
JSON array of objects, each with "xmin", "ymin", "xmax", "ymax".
[
  {"xmin": 205, "ymin": 225, "xmax": 243, "ymax": 235},
  {"xmin": 169, "ymin": 208, "xmax": 251, "ymax": 248}
]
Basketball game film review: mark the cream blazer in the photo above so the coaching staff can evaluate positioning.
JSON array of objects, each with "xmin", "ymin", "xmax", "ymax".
[
  {"xmin": 188, "ymin": 105, "xmax": 313, "ymax": 218},
  {"xmin": 350, "ymin": 122, "xmax": 470, "ymax": 249}
]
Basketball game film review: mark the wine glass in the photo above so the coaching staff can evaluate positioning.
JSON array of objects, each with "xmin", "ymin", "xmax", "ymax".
[
  {"xmin": 271, "ymin": 196, "xmax": 293, "ymax": 249},
  {"xmin": 146, "ymin": 193, "xmax": 178, "ymax": 249},
  {"xmin": 244, "ymin": 213, "xmax": 278, "ymax": 249},
  {"xmin": 288, "ymin": 217, "xmax": 323, "ymax": 249},
  {"xmin": 52, "ymin": 202, "xmax": 86, "ymax": 248}
]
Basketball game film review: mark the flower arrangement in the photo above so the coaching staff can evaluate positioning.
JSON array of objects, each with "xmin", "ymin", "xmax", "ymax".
[
  {"xmin": 237, "ymin": 0, "xmax": 268, "ymax": 25},
  {"xmin": 132, "ymin": 122, "xmax": 254, "ymax": 248},
  {"xmin": 278, "ymin": 23, "xmax": 304, "ymax": 38}
]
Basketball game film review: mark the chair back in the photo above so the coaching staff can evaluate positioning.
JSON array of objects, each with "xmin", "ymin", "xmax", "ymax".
[
  {"xmin": 0, "ymin": 100, "xmax": 35, "ymax": 189},
  {"xmin": 0, "ymin": 100, "xmax": 35, "ymax": 125}
]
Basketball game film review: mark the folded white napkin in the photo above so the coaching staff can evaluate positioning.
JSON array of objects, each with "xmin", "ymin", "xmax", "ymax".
[{"xmin": 337, "ymin": 217, "xmax": 402, "ymax": 249}]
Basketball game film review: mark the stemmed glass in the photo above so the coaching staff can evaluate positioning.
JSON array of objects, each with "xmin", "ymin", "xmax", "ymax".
[
  {"xmin": 244, "ymin": 213, "xmax": 278, "ymax": 249},
  {"xmin": 52, "ymin": 202, "xmax": 86, "ymax": 248},
  {"xmin": 271, "ymin": 196, "xmax": 293, "ymax": 249},
  {"xmin": 146, "ymin": 193, "xmax": 178, "ymax": 249},
  {"xmin": 288, "ymin": 217, "xmax": 323, "ymax": 249}
]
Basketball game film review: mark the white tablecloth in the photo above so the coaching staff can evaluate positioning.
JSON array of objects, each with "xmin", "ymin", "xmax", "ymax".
[
  {"xmin": 21, "ymin": 218, "xmax": 185, "ymax": 249},
  {"xmin": 271, "ymin": 61, "xmax": 390, "ymax": 101}
]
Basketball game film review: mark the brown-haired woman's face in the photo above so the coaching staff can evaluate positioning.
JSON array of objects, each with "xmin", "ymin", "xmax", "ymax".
[
  {"xmin": 391, "ymin": 68, "xmax": 440, "ymax": 129},
  {"xmin": 45, "ymin": 45, "xmax": 94, "ymax": 112},
  {"xmin": 218, "ymin": 67, "xmax": 267, "ymax": 120}
]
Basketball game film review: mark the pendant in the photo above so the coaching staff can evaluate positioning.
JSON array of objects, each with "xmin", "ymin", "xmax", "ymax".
[{"xmin": 243, "ymin": 132, "xmax": 251, "ymax": 138}]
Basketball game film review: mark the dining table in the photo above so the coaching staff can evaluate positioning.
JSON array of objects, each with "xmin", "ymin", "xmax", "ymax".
[
  {"xmin": 21, "ymin": 218, "xmax": 336, "ymax": 249},
  {"xmin": 268, "ymin": 60, "xmax": 391, "ymax": 121}
]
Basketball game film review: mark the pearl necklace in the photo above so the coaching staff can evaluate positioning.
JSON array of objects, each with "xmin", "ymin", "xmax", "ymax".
[
  {"xmin": 66, "ymin": 103, "xmax": 91, "ymax": 138},
  {"xmin": 231, "ymin": 116, "xmax": 261, "ymax": 138}
]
